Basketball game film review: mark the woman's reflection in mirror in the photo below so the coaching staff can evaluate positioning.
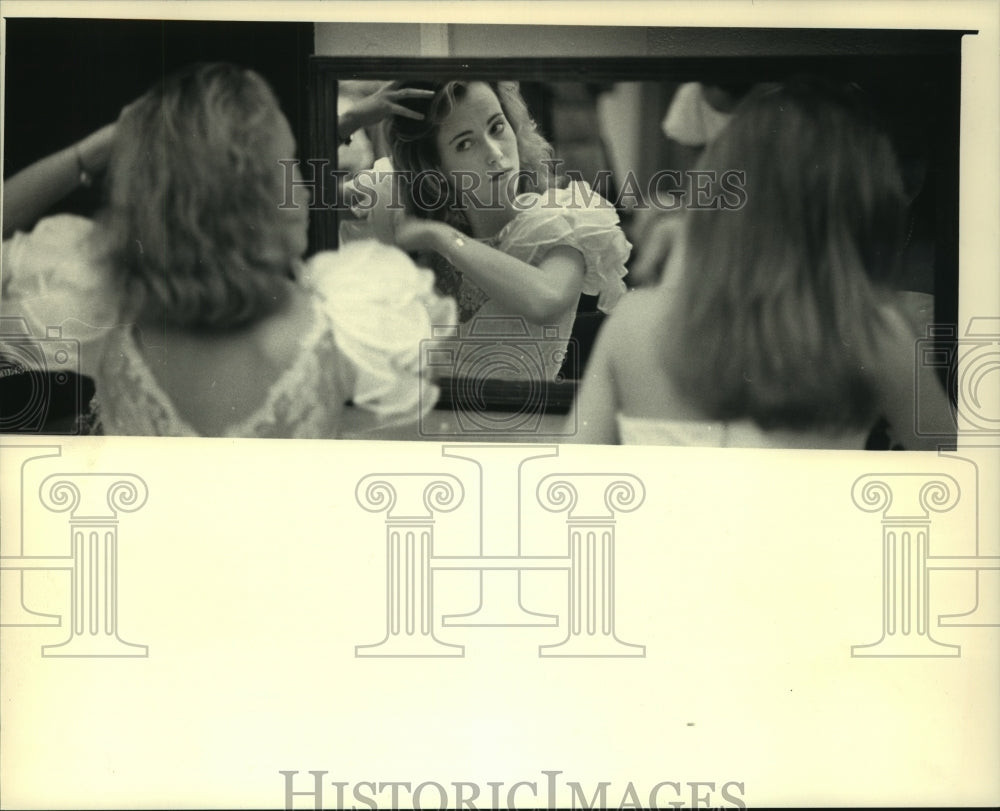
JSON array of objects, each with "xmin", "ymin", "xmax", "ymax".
[{"xmin": 352, "ymin": 80, "xmax": 631, "ymax": 384}]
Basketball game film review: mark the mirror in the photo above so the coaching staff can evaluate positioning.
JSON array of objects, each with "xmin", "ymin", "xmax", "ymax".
[{"xmin": 306, "ymin": 30, "xmax": 964, "ymax": 441}]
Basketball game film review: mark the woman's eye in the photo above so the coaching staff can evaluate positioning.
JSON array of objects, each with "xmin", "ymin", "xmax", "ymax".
[
  {"xmin": 490, "ymin": 121, "xmax": 506, "ymax": 135},
  {"xmin": 455, "ymin": 139, "xmax": 472, "ymax": 152}
]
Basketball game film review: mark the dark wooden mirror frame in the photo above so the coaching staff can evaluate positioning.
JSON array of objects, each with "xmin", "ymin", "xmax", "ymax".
[{"xmin": 306, "ymin": 27, "xmax": 970, "ymax": 417}]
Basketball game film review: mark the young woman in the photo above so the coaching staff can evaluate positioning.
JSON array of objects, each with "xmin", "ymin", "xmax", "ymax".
[
  {"xmin": 366, "ymin": 79, "xmax": 631, "ymax": 382},
  {"xmin": 569, "ymin": 79, "xmax": 955, "ymax": 449},
  {"xmin": 1, "ymin": 63, "xmax": 453, "ymax": 438}
]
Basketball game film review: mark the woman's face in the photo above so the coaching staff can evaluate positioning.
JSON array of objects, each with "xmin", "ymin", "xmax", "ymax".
[{"xmin": 434, "ymin": 82, "xmax": 520, "ymax": 213}]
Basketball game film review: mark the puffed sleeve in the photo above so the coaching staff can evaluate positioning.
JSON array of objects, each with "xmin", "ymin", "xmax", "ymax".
[
  {"xmin": 1, "ymin": 214, "xmax": 121, "ymax": 379},
  {"xmin": 298, "ymin": 239, "xmax": 457, "ymax": 422},
  {"xmin": 497, "ymin": 180, "xmax": 632, "ymax": 313}
]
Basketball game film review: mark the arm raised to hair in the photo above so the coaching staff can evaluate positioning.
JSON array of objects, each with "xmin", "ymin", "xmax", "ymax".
[
  {"xmin": 387, "ymin": 217, "xmax": 585, "ymax": 325},
  {"xmin": 2, "ymin": 123, "xmax": 116, "ymax": 240},
  {"xmin": 337, "ymin": 84, "xmax": 434, "ymax": 140}
]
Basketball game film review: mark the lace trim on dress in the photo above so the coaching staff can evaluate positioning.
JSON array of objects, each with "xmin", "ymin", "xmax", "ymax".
[
  {"xmin": 98, "ymin": 329, "xmax": 197, "ymax": 436},
  {"xmin": 97, "ymin": 294, "xmax": 338, "ymax": 438},
  {"xmin": 6, "ymin": 216, "xmax": 452, "ymax": 438},
  {"xmin": 225, "ymin": 297, "xmax": 340, "ymax": 438}
]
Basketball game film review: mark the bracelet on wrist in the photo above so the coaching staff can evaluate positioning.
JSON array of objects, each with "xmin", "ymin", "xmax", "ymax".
[
  {"xmin": 337, "ymin": 115, "xmax": 355, "ymax": 147},
  {"xmin": 75, "ymin": 144, "xmax": 94, "ymax": 188},
  {"xmin": 440, "ymin": 228, "xmax": 468, "ymax": 265}
]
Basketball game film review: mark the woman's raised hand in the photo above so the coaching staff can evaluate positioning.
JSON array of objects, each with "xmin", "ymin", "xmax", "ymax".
[
  {"xmin": 339, "ymin": 83, "xmax": 435, "ymax": 136},
  {"xmin": 2, "ymin": 119, "xmax": 120, "ymax": 238}
]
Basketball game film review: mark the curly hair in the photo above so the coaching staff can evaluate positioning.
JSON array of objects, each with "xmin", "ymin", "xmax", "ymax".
[
  {"xmin": 102, "ymin": 62, "xmax": 299, "ymax": 330},
  {"xmin": 383, "ymin": 80, "xmax": 556, "ymax": 234},
  {"xmin": 663, "ymin": 77, "xmax": 908, "ymax": 431}
]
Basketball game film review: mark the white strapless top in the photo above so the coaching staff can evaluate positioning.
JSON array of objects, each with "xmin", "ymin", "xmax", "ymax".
[{"xmin": 616, "ymin": 414, "xmax": 870, "ymax": 449}]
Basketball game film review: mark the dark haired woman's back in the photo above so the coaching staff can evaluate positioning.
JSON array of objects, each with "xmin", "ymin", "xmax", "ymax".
[
  {"xmin": 572, "ymin": 278, "xmax": 949, "ymax": 448},
  {"xmin": 569, "ymin": 79, "xmax": 955, "ymax": 449}
]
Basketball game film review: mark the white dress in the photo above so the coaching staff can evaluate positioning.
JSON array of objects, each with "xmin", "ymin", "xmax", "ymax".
[
  {"xmin": 344, "ymin": 179, "xmax": 632, "ymax": 382},
  {"xmin": 616, "ymin": 414, "xmax": 871, "ymax": 449},
  {"xmin": 454, "ymin": 180, "xmax": 631, "ymax": 382},
  {"xmin": 1, "ymin": 215, "xmax": 455, "ymax": 438}
]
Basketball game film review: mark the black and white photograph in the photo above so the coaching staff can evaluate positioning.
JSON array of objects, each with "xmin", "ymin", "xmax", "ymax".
[
  {"xmin": 1, "ymin": 3, "xmax": 998, "ymax": 809},
  {"xmin": 1, "ymin": 14, "xmax": 968, "ymax": 448}
]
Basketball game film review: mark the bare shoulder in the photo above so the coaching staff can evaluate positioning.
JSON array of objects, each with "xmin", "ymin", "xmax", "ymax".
[
  {"xmin": 599, "ymin": 286, "xmax": 673, "ymax": 365},
  {"xmin": 255, "ymin": 281, "xmax": 323, "ymax": 367},
  {"xmin": 602, "ymin": 288, "xmax": 662, "ymax": 339}
]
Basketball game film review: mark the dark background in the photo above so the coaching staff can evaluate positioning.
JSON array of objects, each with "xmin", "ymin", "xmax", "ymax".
[{"xmin": 4, "ymin": 18, "xmax": 314, "ymax": 212}]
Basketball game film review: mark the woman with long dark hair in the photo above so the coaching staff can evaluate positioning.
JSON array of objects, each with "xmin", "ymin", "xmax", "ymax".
[{"xmin": 570, "ymin": 79, "xmax": 954, "ymax": 449}]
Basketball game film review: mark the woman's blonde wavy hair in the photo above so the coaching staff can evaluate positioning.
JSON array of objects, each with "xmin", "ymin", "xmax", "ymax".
[
  {"xmin": 103, "ymin": 63, "xmax": 298, "ymax": 330},
  {"xmin": 383, "ymin": 80, "xmax": 556, "ymax": 234}
]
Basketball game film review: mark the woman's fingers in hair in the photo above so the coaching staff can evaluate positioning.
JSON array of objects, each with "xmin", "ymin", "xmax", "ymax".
[
  {"xmin": 387, "ymin": 88, "xmax": 435, "ymax": 100},
  {"xmin": 387, "ymin": 102, "xmax": 426, "ymax": 120},
  {"xmin": 384, "ymin": 88, "xmax": 434, "ymax": 119}
]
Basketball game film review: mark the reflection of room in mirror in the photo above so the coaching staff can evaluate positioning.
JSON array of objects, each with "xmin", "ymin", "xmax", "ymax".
[{"xmin": 314, "ymin": 41, "xmax": 960, "ymax": 448}]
